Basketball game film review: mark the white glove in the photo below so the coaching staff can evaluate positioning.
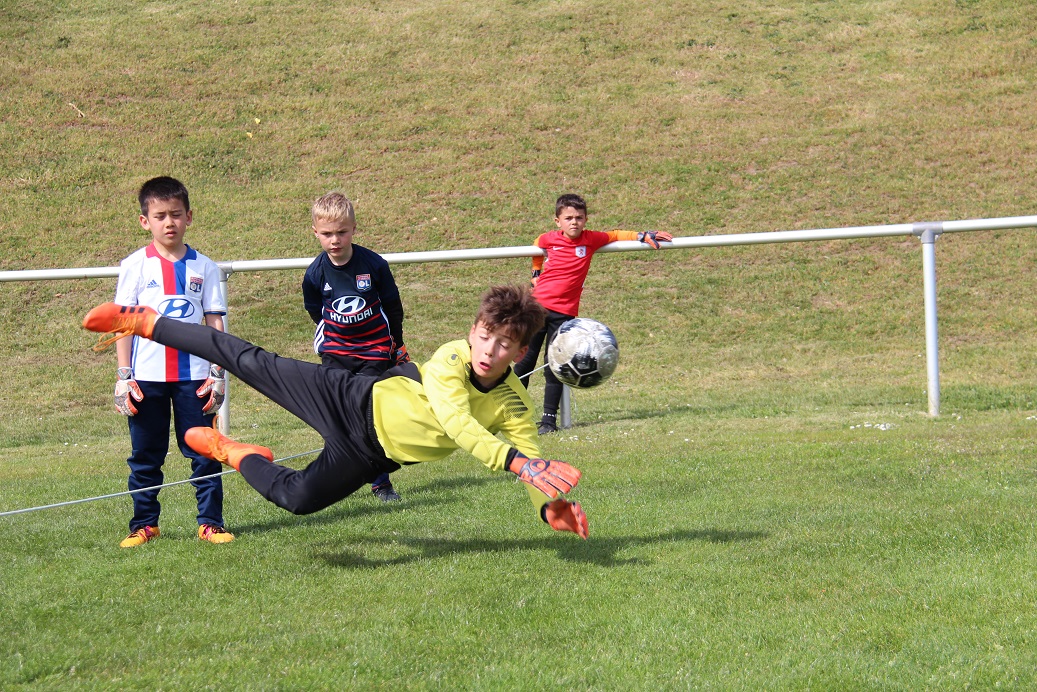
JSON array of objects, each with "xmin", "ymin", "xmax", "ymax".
[
  {"xmin": 196, "ymin": 364, "xmax": 226, "ymax": 415},
  {"xmin": 114, "ymin": 367, "xmax": 143, "ymax": 416}
]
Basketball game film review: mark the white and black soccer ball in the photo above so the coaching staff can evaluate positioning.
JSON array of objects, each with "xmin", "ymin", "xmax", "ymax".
[{"xmin": 547, "ymin": 317, "xmax": 619, "ymax": 389}]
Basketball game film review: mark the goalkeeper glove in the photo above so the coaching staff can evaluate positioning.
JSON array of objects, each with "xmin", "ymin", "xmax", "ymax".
[
  {"xmin": 196, "ymin": 364, "xmax": 226, "ymax": 415},
  {"xmin": 637, "ymin": 230, "xmax": 673, "ymax": 249},
  {"xmin": 543, "ymin": 499, "xmax": 589, "ymax": 539},
  {"xmin": 114, "ymin": 367, "xmax": 143, "ymax": 417},
  {"xmin": 394, "ymin": 344, "xmax": 411, "ymax": 365},
  {"xmin": 530, "ymin": 268, "xmax": 541, "ymax": 289},
  {"xmin": 507, "ymin": 451, "xmax": 581, "ymax": 498}
]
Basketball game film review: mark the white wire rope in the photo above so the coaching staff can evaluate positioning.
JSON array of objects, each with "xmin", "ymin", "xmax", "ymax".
[
  {"xmin": 0, "ymin": 448, "xmax": 321, "ymax": 518},
  {"xmin": 2, "ymin": 365, "xmax": 555, "ymax": 519},
  {"xmin": 527, "ymin": 362, "xmax": 549, "ymax": 375}
]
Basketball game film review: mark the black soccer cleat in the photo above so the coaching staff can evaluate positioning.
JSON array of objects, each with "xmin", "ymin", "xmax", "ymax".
[{"xmin": 372, "ymin": 483, "xmax": 402, "ymax": 502}]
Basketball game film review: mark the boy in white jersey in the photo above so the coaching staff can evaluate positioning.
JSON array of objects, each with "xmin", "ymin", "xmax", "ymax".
[{"xmin": 109, "ymin": 176, "xmax": 232, "ymax": 548}]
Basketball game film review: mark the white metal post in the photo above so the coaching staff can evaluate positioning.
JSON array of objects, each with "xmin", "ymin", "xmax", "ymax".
[
  {"xmin": 217, "ymin": 266, "xmax": 231, "ymax": 434},
  {"xmin": 559, "ymin": 385, "xmax": 572, "ymax": 429},
  {"xmin": 915, "ymin": 222, "xmax": 943, "ymax": 417}
]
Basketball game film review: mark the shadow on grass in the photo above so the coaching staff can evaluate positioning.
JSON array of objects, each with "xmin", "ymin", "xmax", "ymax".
[
  {"xmin": 316, "ymin": 527, "xmax": 768, "ymax": 569},
  {"xmin": 229, "ymin": 475, "xmax": 493, "ymax": 534}
]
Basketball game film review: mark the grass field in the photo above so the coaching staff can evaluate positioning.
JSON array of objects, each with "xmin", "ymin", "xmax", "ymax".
[{"xmin": 3, "ymin": 0, "xmax": 1037, "ymax": 688}]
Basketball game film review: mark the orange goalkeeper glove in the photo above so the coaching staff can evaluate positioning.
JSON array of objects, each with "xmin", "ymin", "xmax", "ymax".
[
  {"xmin": 637, "ymin": 230, "xmax": 672, "ymax": 249},
  {"xmin": 195, "ymin": 364, "xmax": 226, "ymax": 415},
  {"xmin": 114, "ymin": 367, "xmax": 144, "ymax": 417},
  {"xmin": 394, "ymin": 344, "xmax": 411, "ymax": 365},
  {"xmin": 507, "ymin": 451, "xmax": 581, "ymax": 498},
  {"xmin": 543, "ymin": 499, "xmax": 589, "ymax": 539}
]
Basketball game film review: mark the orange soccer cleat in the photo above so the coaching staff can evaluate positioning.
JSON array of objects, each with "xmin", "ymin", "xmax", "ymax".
[
  {"xmin": 82, "ymin": 303, "xmax": 159, "ymax": 351},
  {"xmin": 185, "ymin": 426, "xmax": 274, "ymax": 472}
]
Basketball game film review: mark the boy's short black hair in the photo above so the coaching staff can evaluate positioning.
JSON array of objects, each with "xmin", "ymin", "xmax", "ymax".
[
  {"xmin": 555, "ymin": 193, "xmax": 587, "ymax": 217},
  {"xmin": 139, "ymin": 176, "xmax": 190, "ymax": 215},
  {"xmin": 475, "ymin": 285, "xmax": 546, "ymax": 348}
]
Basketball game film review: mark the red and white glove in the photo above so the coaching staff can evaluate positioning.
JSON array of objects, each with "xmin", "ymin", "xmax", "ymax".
[
  {"xmin": 507, "ymin": 451, "xmax": 581, "ymax": 498},
  {"xmin": 114, "ymin": 367, "xmax": 143, "ymax": 417},
  {"xmin": 543, "ymin": 499, "xmax": 589, "ymax": 539},
  {"xmin": 196, "ymin": 364, "xmax": 226, "ymax": 415},
  {"xmin": 637, "ymin": 230, "xmax": 673, "ymax": 249}
]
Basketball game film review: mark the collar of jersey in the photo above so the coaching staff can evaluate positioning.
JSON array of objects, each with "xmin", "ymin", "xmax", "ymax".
[{"xmin": 469, "ymin": 366, "xmax": 511, "ymax": 393}]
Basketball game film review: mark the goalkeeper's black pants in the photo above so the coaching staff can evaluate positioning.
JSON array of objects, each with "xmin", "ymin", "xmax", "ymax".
[{"xmin": 151, "ymin": 318, "xmax": 402, "ymax": 515}]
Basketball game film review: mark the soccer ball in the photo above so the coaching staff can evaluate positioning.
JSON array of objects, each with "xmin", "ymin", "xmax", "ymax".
[{"xmin": 547, "ymin": 318, "xmax": 619, "ymax": 389}]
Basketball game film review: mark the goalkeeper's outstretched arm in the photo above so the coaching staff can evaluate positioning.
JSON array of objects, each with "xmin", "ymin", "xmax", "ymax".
[{"xmin": 507, "ymin": 450, "xmax": 589, "ymax": 539}]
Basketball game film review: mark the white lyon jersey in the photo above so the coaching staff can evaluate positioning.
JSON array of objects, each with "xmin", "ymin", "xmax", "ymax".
[{"xmin": 114, "ymin": 244, "xmax": 227, "ymax": 382}]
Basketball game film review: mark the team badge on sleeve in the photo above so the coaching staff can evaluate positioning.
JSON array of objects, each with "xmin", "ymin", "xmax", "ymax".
[{"xmin": 356, "ymin": 274, "xmax": 372, "ymax": 291}]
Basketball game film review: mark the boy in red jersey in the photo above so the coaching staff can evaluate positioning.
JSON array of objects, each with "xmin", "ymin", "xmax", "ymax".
[{"xmin": 513, "ymin": 193, "xmax": 673, "ymax": 434}]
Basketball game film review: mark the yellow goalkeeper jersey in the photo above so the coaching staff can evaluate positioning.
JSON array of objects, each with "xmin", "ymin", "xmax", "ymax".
[{"xmin": 371, "ymin": 338, "xmax": 542, "ymax": 471}]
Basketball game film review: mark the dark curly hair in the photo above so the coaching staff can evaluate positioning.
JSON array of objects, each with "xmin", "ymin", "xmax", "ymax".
[{"xmin": 474, "ymin": 285, "xmax": 546, "ymax": 347}]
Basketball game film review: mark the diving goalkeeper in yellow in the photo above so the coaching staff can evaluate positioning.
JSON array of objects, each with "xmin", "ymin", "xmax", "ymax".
[{"xmin": 83, "ymin": 285, "xmax": 589, "ymax": 538}]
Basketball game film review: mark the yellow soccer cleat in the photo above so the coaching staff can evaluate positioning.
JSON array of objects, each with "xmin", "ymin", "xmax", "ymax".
[
  {"xmin": 198, "ymin": 524, "xmax": 235, "ymax": 544},
  {"xmin": 120, "ymin": 525, "xmax": 160, "ymax": 548}
]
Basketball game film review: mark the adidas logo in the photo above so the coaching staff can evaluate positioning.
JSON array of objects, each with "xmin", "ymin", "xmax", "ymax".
[
  {"xmin": 324, "ymin": 283, "xmax": 332, "ymax": 291},
  {"xmin": 146, "ymin": 280, "xmax": 160, "ymax": 289}
]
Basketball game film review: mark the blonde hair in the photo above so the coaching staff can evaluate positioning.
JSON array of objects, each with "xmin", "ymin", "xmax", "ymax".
[{"xmin": 311, "ymin": 191, "xmax": 356, "ymax": 225}]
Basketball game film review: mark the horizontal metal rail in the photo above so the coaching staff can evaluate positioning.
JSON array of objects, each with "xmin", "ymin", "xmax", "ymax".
[
  {"xmin": 4, "ymin": 214, "xmax": 1036, "ymax": 419},
  {"xmin": 5, "ymin": 215, "xmax": 1036, "ymax": 282}
]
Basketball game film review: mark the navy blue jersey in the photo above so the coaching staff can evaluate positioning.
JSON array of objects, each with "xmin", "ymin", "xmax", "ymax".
[{"xmin": 302, "ymin": 246, "xmax": 405, "ymax": 362}]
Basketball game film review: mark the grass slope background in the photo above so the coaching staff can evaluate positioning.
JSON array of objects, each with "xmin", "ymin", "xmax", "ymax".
[{"xmin": 2, "ymin": 0, "xmax": 1037, "ymax": 688}]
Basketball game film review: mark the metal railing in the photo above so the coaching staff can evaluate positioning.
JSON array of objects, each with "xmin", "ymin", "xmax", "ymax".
[{"xmin": 4, "ymin": 214, "xmax": 1036, "ymax": 423}]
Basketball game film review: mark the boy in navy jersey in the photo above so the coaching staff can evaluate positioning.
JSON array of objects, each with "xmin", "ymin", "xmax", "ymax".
[
  {"xmin": 302, "ymin": 192, "xmax": 408, "ymax": 501},
  {"xmin": 108, "ymin": 176, "xmax": 233, "ymax": 547},
  {"xmin": 514, "ymin": 193, "xmax": 672, "ymax": 434}
]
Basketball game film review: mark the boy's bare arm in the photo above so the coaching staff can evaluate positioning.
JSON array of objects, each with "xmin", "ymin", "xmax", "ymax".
[
  {"xmin": 113, "ymin": 337, "xmax": 143, "ymax": 416},
  {"xmin": 203, "ymin": 314, "xmax": 225, "ymax": 332},
  {"xmin": 194, "ymin": 314, "xmax": 227, "ymax": 414}
]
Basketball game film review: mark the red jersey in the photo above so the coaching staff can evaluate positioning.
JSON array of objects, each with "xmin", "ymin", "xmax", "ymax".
[{"xmin": 530, "ymin": 229, "xmax": 637, "ymax": 316}]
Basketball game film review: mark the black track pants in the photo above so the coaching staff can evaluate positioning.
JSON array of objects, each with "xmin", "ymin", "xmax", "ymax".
[
  {"xmin": 513, "ymin": 309, "xmax": 572, "ymax": 417},
  {"xmin": 151, "ymin": 319, "xmax": 395, "ymax": 514}
]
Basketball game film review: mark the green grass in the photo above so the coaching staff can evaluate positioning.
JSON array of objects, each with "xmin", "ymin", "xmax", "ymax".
[
  {"xmin": 4, "ymin": 411, "xmax": 1037, "ymax": 687},
  {"xmin": 3, "ymin": 0, "xmax": 1037, "ymax": 688}
]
